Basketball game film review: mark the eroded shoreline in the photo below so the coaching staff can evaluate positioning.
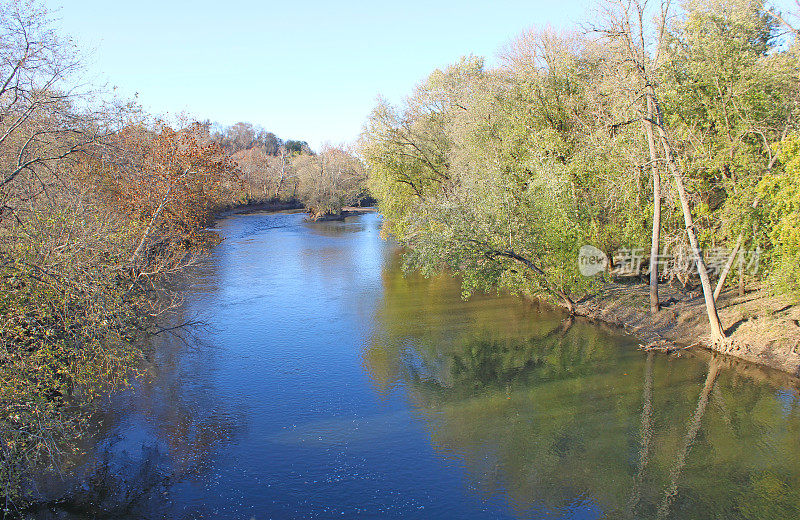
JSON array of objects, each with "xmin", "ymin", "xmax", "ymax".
[{"xmin": 574, "ymin": 281, "xmax": 800, "ymax": 378}]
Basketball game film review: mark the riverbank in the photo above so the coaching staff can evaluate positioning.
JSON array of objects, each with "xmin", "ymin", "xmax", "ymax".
[
  {"xmin": 575, "ymin": 281, "xmax": 800, "ymax": 377},
  {"xmin": 215, "ymin": 201, "xmax": 377, "ymax": 221},
  {"xmin": 304, "ymin": 206, "xmax": 378, "ymax": 221},
  {"xmin": 217, "ymin": 204, "xmax": 800, "ymax": 379},
  {"xmin": 214, "ymin": 200, "xmax": 304, "ymax": 217}
]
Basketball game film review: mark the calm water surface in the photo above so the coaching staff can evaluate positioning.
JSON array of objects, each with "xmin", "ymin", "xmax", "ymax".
[{"xmin": 58, "ymin": 211, "xmax": 800, "ymax": 519}]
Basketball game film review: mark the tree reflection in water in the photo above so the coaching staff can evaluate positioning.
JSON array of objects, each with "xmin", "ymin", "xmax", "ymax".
[
  {"xmin": 363, "ymin": 258, "xmax": 800, "ymax": 519},
  {"xmin": 34, "ymin": 256, "xmax": 247, "ymax": 517}
]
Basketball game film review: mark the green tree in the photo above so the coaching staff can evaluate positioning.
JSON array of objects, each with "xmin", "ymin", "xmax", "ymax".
[{"xmin": 758, "ymin": 133, "xmax": 800, "ymax": 296}]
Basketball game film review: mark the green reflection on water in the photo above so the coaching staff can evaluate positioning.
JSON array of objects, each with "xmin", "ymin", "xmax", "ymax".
[{"xmin": 363, "ymin": 254, "xmax": 800, "ymax": 519}]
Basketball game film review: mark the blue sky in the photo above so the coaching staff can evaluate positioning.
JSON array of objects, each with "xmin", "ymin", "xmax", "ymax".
[{"xmin": 45, "ymin": 0, "xmax": 797, "ymax": 150}]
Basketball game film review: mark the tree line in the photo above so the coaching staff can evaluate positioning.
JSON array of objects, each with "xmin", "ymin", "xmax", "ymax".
[
  {"xmin": 361, "ymin": 0, "xmax": 800, "ymax": 348},
  {"xmin": 215, "ymin": 121, "xmax": 369, "ymax": 218},
  {"xmin": 0, "ymin": 1, "xmax": 367, "ymax": 509}
]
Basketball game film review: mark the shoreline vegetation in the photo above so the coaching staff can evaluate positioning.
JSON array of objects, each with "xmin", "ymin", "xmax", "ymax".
[
  {"xmin": 360, "ymin": 0, "xmax": 800, "ymax": 379},
  {"xmin": 0, "ymin": 1, "xmax": 370, "ymax": 510},
  {"xmin": 216, "ymin": 200, "xmax": 800, "ymax": 378},
  {"xmin": 2, "ymin": 0, "xmax": 800, "ymax": 515},
  {"xmin": 304, "ymin": 206, "xmax": 378, "ymax": 221},
  {"xmin": 215, "ymin": 201, "xmax": 376, "ymax": 221},
  {"xmin": 223, "ymin": 199, "xmax": 800, "ymax": 380}
]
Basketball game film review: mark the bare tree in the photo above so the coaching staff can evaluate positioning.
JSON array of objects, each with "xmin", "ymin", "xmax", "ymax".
[{"xmin": 0, "ymin": 1, "xmax": 123, "ymax": 224}]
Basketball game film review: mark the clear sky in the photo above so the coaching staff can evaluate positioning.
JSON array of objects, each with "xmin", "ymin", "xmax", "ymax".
[{"xmin": 44, "ymin": 0, "xmax": 797, "ymax": 150}]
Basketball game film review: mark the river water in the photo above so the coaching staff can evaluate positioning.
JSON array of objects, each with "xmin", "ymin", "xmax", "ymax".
[{"xmin": 48, "ymin": 211, "xmax": 800, "ymax": 519}]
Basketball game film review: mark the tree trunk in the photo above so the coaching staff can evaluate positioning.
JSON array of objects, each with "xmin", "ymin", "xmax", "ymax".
[
  {"xmin": 495, "ymin": 249, "xmax": 575, "ymax": 315},
  {"xmin": 656, "ymin": 357, "xmax": 721, "ymax": 520},
  {"xmin": 713, "ymin": 234, "xmax": 742, "ymax": 301},
  {"xmin": 644, "ymin": 95, "xmax": 661, "ymax": 313},
  {"xmin": 714, "ymin": 199, "xmax": 758, "ymax": 302},
  {"xmin": 275, "ymin": 150, "xmax": 286, "ymax": 199},
  {"xmin": 557, "ymin": 290, "xmax": 576, "ymax": 315},
  {"xmin": 130, "ymin": 182, "xmax": 174, "ymax": 264},
  {"xmin": 651, "ymin": 95, "xmax": 726, "ymax": 344}
]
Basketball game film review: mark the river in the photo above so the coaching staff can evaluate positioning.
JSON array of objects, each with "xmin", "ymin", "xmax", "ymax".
[{"xmin": 41, "ymin": 210, "xmax": 800, "ymax": 519}]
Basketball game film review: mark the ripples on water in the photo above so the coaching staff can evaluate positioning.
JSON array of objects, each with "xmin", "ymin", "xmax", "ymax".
[{"xmin": 37, "ymin": 211, "xmax": 800, "ymax": 519}]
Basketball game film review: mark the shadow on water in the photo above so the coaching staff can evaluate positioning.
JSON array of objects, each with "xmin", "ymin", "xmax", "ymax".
[
  {"xmin": 304, "ymin": 217, "xmax": 370, "ymax": 237},
  {"xmin": 29, "ymin": 258, "xmax": 246, "ymax": 519},
  {"xmin": 363, "ymin": 253, "xmax": 800, "ymax": 519}
]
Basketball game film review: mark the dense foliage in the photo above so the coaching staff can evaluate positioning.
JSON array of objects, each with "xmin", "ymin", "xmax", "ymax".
[
  {"xmin": 0, "ymin": 1, "xmax": 367, "ymax": 510},
  {"xmin": 362, "ymin": 0, "xmax": 800, "ymax": 320},
  {"xmin": 211, "ymin": 121, "xmax": 369, "ymax": 216}
]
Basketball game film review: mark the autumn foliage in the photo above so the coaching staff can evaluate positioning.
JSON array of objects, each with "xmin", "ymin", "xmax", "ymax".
[{"xmin": 107, "ymin": 124, "xmax": 236, "ymax": 250}]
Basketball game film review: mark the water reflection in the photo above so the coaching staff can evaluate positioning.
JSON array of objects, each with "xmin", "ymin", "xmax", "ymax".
[
  {"xmin": 35, "ymin": 212, "xmax": 800, "ymax": 519},
  {"xmin": 38, "ymin": 256, "xmax": 246, "ymax": 517},
  {"xmin": 364, "ymin": 255, "xmax": 800, "ymax": 519},
  {"xmin": 304, "ymin": 217, "xmax": 370, "ymax": 237}
]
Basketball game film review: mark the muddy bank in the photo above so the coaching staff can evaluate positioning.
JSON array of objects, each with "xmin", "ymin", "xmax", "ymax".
[
  {"xmin": 215, "ymin": 200, "xmax": 304, "ymax": 218},
  {"xmin": 574, "ymin": 281, "xmax": 800, "ymax": 377},
  {"xmin": 303, "ymin": 206, "xmax": 378, "ymax": 222},
  {"xmin": 216, "ymin": 203, "xmax": 377, "ymax": 222}
]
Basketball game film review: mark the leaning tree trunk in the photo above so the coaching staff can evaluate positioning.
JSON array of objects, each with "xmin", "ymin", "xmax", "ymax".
[
  {"xmin": 130, "ymin": 182, "xmax": 174, "ymax": 264},
  {"xmin": 651, "ymin": 95, "xmax": 726, "ymax": 345},
  {"xmin": 644, "ymin": 95, "xmax": 662, "ymax": 313},
  {"xmin": 495, "ymin": 249, "xmax": 576, "ymax": 315},
  {"xmin": 713, "ymin": 234, "xmax": 742, "ymax": 301},
  {"xmin": 713, "ymin": 199, "xmax": 759, "ymax": 301}
]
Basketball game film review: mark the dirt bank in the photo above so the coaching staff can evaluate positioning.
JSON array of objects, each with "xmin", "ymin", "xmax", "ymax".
[
  {"xmin": 215, "ymin": 200, "xmax": 304, "ymax": 218},
  {"xmin": 303, "ymin": 206, "xmax": 378, "ymax": 221},
  {"xmin": 575, "ymin": 281, "xmax": 800, "ymax": 377}
]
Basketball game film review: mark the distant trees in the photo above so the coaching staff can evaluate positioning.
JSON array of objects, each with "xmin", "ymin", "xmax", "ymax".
[
  {"xmin": 284, "ymin": 139, "xmax": 312, "ymax": 155},
  {"xmin": 294, "ymin": 145, "xmax": 368, "ymax": 218},
  {"xmin": 212, "ymin": 121, "xmax": 281, "ymax": 155},
  {"xmin": 230, "ymin": 144, "xmax": 294, "ymax": 203},
  {"xmin": 206, "ymin": 123, "xmax": 363, "ymax": 208},
  {"xmin": 210, "ymin": 122, "xmax": 289, "ymax": 203}
]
